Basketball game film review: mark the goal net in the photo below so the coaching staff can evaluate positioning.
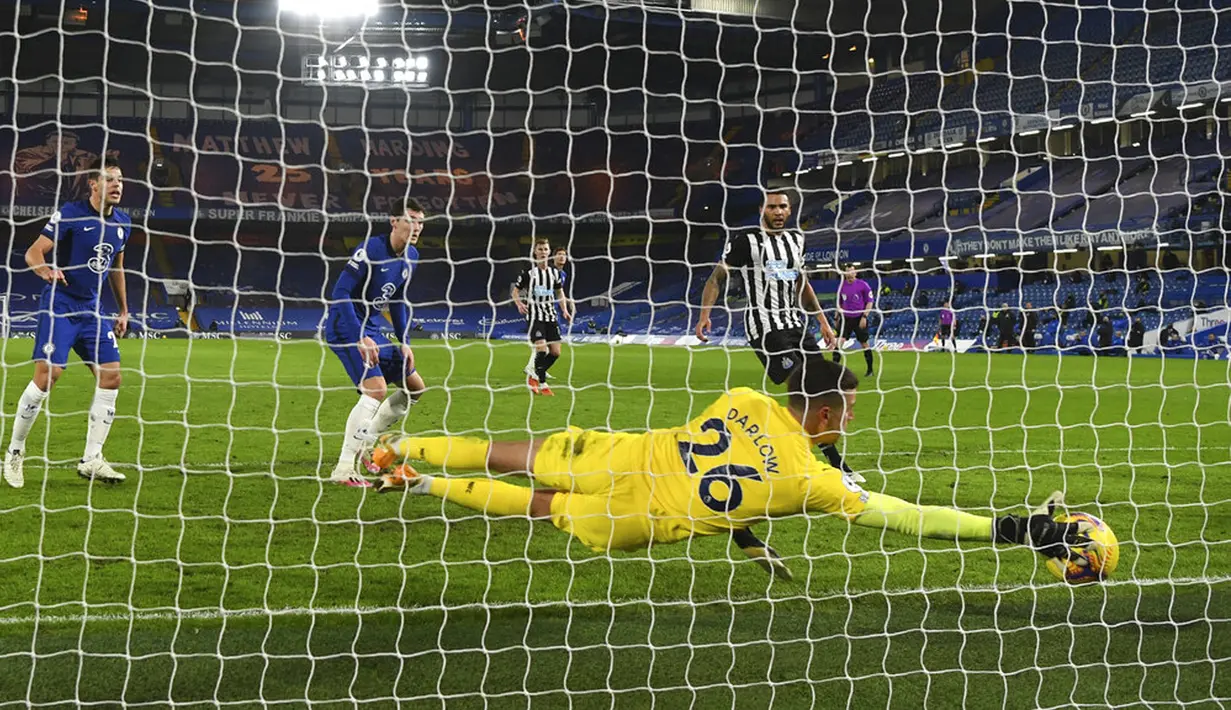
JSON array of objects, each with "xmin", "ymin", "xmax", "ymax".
[{"xmin": 1, "ymin": 0, "xmax": 1228, "ymax": 706}]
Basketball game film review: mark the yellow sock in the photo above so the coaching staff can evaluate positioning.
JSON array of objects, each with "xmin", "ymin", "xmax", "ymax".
[
  {"xmin": 396, "ymin": 436, "xmax": 490, "ymax": 471},
  {"xmin": 427, "ymin": 476, "xmax": 533, "ymax": 517}
]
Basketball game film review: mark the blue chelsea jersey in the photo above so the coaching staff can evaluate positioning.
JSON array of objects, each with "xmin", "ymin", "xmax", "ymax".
[
  {"xmin": 41, "ymin": 200, "xmax": 131, "ymax": 305},
  {"xmin": 331, "ymin": 234, "xmax": 419, "ymax": 334}
]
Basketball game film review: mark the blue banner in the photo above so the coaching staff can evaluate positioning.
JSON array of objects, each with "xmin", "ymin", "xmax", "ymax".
[{"xmin": 193, "ymin": 307, "xmax": 324, "ymax": 335}]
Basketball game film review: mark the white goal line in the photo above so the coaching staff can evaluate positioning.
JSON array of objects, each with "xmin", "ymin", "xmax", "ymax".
[{"xmin": 1, "ymin": 574, "xmax": 1227, "ymax": 627}]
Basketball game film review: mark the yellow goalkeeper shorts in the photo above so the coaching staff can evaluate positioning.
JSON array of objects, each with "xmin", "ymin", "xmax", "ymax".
[{"xmin": 533, "ymin": 427, "xmax": 658, "ymax": 551}]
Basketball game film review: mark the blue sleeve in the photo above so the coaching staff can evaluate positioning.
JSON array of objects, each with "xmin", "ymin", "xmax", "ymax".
[
  {"xmin": 41, "ymin": 206, "xmax": 71, "ymax": 241},
  {"xmin": 330, "ymin": 261, "xmax": 366, "ymax": 340},
  {"xmin": 389, "ymin": 302, "xmax": 410, "ymax": 342}
]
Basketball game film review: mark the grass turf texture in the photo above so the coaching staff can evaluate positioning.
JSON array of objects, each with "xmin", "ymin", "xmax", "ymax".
[{"xmin": 0, "ymin": 339, "xmax": 1228, "ymax": 708}]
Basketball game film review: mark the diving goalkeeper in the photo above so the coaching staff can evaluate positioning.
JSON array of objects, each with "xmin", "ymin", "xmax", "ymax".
[{"xmin": 365, "ymin": 356, "xmax": 1091, "ymax": 574}]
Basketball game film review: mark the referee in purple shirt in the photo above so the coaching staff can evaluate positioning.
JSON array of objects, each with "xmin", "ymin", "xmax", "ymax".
[
  {"xmin": 937, "ymin": 300, "xmax": 957, "ymax": 351},
  {"xmin": 834, "ymin": 265, "xmax": 875, "ymax": 376}
]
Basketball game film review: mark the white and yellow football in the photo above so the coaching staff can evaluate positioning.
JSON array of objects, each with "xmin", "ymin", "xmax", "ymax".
[{"xmin": 1046, "ymin": 512, "xmax": 1119, "ymax": 584}]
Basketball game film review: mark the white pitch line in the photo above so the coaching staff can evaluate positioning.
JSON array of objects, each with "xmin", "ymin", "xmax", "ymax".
[{"xmin": 1, "ymin": 575, "xmax": 1227, "ymax": 626}]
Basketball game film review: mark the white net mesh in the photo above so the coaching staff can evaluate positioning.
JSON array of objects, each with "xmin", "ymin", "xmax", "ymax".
[{"xmin": 1, "ymin": 0, "xmax": 1229, "ymax": 706}]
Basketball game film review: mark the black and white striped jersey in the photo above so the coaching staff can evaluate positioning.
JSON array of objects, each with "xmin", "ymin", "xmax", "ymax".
[
  {"xmin": 515, "ymin": 265, "xmax": 564, "ymax": 323},
  {"xmin": 721, "ymin": 229, "xmax": 807, "ymax": 340}
]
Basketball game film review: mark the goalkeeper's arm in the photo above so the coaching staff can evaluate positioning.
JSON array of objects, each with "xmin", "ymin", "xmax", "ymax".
[{"xmin": 851, "ymin": 490, "xmax": 1092, "ymax": 560}]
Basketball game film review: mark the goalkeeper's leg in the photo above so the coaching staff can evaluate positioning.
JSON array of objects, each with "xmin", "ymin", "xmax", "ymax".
[
  {"xmin": 367, "ymin": 433, "xmax": 543, "ymax": 476},
  {"xmin": 378, "ymin": 463, "xmax": 649, "ymax": 552},
  {"xmin": 378, "ymin": 462, "xmax": 556, "ymax": 516}
]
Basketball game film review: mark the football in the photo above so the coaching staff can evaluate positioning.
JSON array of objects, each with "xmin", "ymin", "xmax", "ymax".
[{"xmin": 1046, "ymin": 512, "xmax": 1120, "ymax": 584}]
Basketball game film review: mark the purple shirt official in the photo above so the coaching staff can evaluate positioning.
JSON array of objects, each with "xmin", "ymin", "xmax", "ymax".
[
  {"xmin": 941, "ymin": 309, "xmax": 954, "ymax": 325},
  {"xmin": 838, "ymin": 279, "xmax": 873, "ymax": 318}
]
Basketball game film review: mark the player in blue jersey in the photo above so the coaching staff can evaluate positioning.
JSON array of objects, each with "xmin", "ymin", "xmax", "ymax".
[
  {"xmin": 323, "ymin": 197, "xmax": 428, "ymax": 486},
  {"xmin": 4, "ymin": 157, "xmax": 130, "ymax": 488}
]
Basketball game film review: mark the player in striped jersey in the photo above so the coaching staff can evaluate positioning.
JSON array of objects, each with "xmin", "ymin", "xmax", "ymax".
[
  {"xmin": 694, "ymin": 192, "xmax": 848, "ymax": 566},
  {"xmin": 524, "ymin": 246, "xmax": 572, "ymax": 384},
  {"xmin": 512, "ymin": 238, "xmax": 572, "ymax": 396},
  {"xmin": 696, "ymin": 192, "xmax": 836, "ymax": 384}
]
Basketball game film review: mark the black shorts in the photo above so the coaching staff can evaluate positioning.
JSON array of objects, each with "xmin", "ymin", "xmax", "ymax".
[
  {"xmin": 938, "ymin": 323, "xmax": 952, "ymax": 338},
  {"xmin": 750, "ymin": 328, "xmax": 821, "ymax": 385},
  {"xmin": 528, "ymin": 320, "xmax": 561, "ymax": 343},
  {"xmin": 838, "ymin": 315, "xmax": 870, "ymax": 344}
]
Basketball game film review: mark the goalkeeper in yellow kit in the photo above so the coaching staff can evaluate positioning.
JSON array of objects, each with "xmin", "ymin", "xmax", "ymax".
[{"xmin": 365, "ymin": 357, "xmax": 1091, "ymax": 577}]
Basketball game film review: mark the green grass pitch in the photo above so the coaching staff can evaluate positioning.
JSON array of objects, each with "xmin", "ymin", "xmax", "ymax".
[{"xmin": 0, "ymin": 339, "xmax": 1229, "ymax": 708}]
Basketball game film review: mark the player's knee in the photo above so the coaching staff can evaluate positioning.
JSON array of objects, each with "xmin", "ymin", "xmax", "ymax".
[
  {"xmin": 548, "ymin": 343, "xmax": 562, "ymax": 357},
  {"xmin": 360, "ymin": 380, "xmax": 388, "ymax": 400},
  {"xmin": 98, "ymin": 367, "xmax": 122, "ymax": 390},
  {"xmin": 32, "ymin": 364, "xmax": 60, "ymax": 391},
  {"xmin": 404, "ymin": 372, "xmax": 426, "ymax": 399}
]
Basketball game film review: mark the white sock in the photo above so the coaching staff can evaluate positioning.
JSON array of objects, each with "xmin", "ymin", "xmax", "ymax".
[
  {"xmin": 9, "ymin": 381, "xmax": 49, "ymax": 454},
  {"xmin": 526, "ymin": 348, "xmax": 537, "ymax": 374},
  {"xmin": 367, "ymin": 390, "xmax": 411, "ymax": 439},
  {"xmin": 338, "ymin": 395, "xmax": 381, "ymax": 466},
  {"xmin": 82, "ymin": 388, "xmax": 119, "ymax": 462}
]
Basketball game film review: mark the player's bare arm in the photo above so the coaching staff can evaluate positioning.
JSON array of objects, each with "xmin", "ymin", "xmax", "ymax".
[
  {"xmin": 556, "ymin": 288, "xmax": 573, "ymax": 322},
  {"xmin": 109, "ymin": 251, "xmax": 129, "ymax": 337},
  {"xmin": 695, "ymin": 262, "xmax": 728, "ymax": 342},
  {"xmin": 26, "ymin": 235, "xmax": 66, "ymax": 285},
  {"xmin": 511, "ymin": 284, "xmax": 527, "ymax": 316},
  {"xmin": 799, "ymin": 278, "xmax": 835, "ymax": 347}
]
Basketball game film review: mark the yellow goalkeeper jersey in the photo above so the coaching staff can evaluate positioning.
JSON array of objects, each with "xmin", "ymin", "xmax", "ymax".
[{"xmin": 643, "ymin": 387, "xmax": 870, "ymax": 542}]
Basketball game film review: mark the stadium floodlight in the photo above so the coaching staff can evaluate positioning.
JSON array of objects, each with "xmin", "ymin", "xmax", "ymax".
[
  {"xmin": 1091, "ymin": 116, "xmax": 1117, "ymax": 124},
  {"xmin": 1177, "ymin": 102, "xmax": 1204, "ymax": 110},
  {"xmin": 304, "ymin": 53, "xmax": 428, "ymax": 86},
  {"xmin": 915, "ymin": 147, "xmax": 935, "ymax": 154},
  {"xmin": 906, "ymin": 257, "xmax": 925, "ymax": 263},
  {"xmin": 836, "ymin": 160, "xmax": 853, "ymax": 166},
  {"xmin": 1012, "ymin": 250, "xmax": 1035, "ymax": 256},
  {"xmin": 945, "ymin": 142, "xmax": 964, "ymax": 148},
  {"xmin": 1097, "ymin": 245, "xmax": 1123, "ymax": 251},
  {"xmin": 1053, "ymin": 123, "xmax": 1075, "ymax": 131},
  {"xmin": 1019, "ymin": 130, "xmax": 1041, "ymax": 136},
  {"xmin": 977, "ymin": 136, "xmax": 996, "ymax": 143},
  {"xmin": 973, "ymin": 253, "xmax": 994, "ymax": 258},
  {"xmin": 781, "ymin": 172, "xmax": 792, "ymax": 177},
  {"xmin": 415, "ymin": 56, "xmax": 429, "ymax": 70},
  {"xmin": 1054, "ymin": 248, "xmax": 1080, "ymax": 254},
  {"xmin": 1130, "ymin": 110, "xmax": 1155, "ymax": 118},
  {"xmin": 1222, "ymin": 97, "xmax": 1231, "ymax": 103},
  {"xmin": 279, "ymin": 0, "xmax": 378, "ymax": 18},
  {"xmin": 886, "ymin": 152, "xmax": 904, "ymax": 158},
  {"xmin": 1157, "ymin": 242, "xmax": 1172, "ymax": 247},
  {"xmin": 873, "ymin": 260, "xmax": 892, "ymax": 265}
]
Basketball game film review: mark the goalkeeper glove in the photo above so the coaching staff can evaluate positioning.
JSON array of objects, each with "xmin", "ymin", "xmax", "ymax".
[
  {"xmin": 993, "ymin": 490, "xmax": 1095, "ymax": 560},
  {"xmin": 731, "ymin": 527, "xmax": 793, "ymax": 581}
]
